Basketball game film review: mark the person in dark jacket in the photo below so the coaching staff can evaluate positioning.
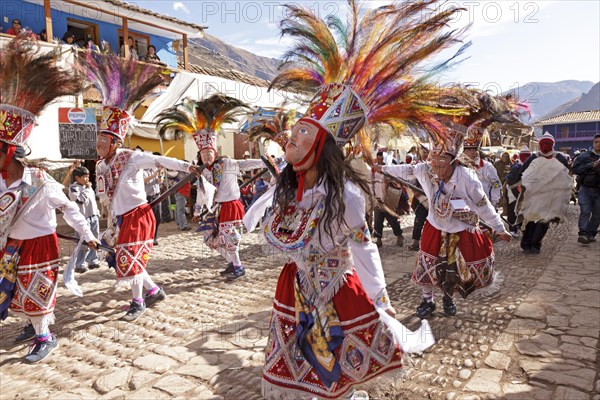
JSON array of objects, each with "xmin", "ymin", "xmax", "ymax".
[{"xmin": 572, "ymin": 133, "xmax": 600, "ymax": 244}]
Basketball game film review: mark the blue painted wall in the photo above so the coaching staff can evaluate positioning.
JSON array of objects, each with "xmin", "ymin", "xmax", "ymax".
[{"xmin": 1, "ymin": 0, "xmax": 177, "ymax": 67}]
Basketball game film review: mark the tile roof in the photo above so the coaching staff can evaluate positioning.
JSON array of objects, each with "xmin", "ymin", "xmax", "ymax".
[
  {"xmin": 178, "ymin": 61, "xmax": 271, "ymax": 88},
  {"xmin": 103, "ymin": 0, "xmax": 207, "ymax": 32},
  {"xmin": 534, "ymin": 110, "xmax": 600, "ymax": 126}
]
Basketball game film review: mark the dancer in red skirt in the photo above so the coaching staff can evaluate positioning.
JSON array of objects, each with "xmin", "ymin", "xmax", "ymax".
[
  {"xmin": 80, "ymin": 49, "xmax": 200, "ymax": 321},
  {"xmin": 0, "ymin": 34, "xmax": 99, "ymax": 362},
  {"xmin": 254, "ymin": 1, "xmax": 477, "ymax": 397},
  {"xmin": 156, "ymin": 95, "xmax": 263, "ymax": 280},
  {"xmin": 376, "ymin": 125, "xmax": 512, "ymax": 319}
]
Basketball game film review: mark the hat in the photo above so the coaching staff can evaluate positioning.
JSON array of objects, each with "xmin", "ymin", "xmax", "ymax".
[
  {"xmin": 269, "ymin": 2, "xmax": 468, "ymax": 158},
  {"xmin": 99, "ymin": 106, "xmax": 133, "ymax": 141},
  {"xmin": 156, "ymin": 95, "xmax": 249, "ymax": 153},
  {"xmin": 246, "ymin": 108, "xmax": 300, "ymax": 151},
  {"xmin": 300, "ymin": 83, "xmax": 367, "ymax": 148},
  {"xmin": 1, "ymin": 34, "xmax": 84, "ymax": 149},
  {"xmin": 79, "ymin": 46, "xmax": 165, "ymax": 143},
  {"xmin": 193, "ymin": 129, "xmax": 218, "ymax": 152},
  {"xmin": 430, "ymin": 119, "xmax": 465, "ymax": 158},
  {"xmin": 539, "ymin": 132, "xmax": 555, "ymax": 144},
  {"xmin": 519, "ymin": 145, "xmax": 531, "ymax": 154},
  {"xmin": 463, "ymin": 121, "xmax": 489, "ymax": 149},
  {"xmin": 243, "ymin": 150, "xmax": 250, "ymax": 157}
]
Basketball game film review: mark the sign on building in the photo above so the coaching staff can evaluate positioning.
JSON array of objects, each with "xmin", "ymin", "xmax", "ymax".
[{"xmin": 58, "ymin": 108, "xmax": 98, "ymax": 159}]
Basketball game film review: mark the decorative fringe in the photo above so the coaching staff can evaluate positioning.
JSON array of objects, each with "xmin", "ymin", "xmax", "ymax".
[
  {"xmin": 296, "ymin": 266, "xmax": 350, "ymax": 309},
  {"xmin": 468, "ymin": 270, "xmax": 503, "ymax": 300}
]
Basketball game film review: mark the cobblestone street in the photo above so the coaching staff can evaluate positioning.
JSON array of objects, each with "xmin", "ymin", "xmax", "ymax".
[{"xmin": 0, "ymin": 205, "xmax": 598, "ymax": 400}]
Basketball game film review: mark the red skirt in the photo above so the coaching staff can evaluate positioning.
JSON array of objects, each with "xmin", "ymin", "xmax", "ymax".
[
  {"xmin": 10, "ymin": 233, "xmax": 60, "ymax": 317},
  {"xmin": 412, "ymin": 221, "xmax": 495, "ymax": 291},
  {"xmin": 218, "ymin": 199, "xmax": 245, "ymax": 223},
  {"xmin": 262, "ymin": 262, "xmax": 403, "ymax": 399},
  {"xmin": 115, "ymin": 204, "xmax": 155, "ymax": 281}
]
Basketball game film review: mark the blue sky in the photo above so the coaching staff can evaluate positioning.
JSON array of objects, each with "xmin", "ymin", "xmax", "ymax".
[{"xmin": 134, "ymin": 1, "xmax": 599, "ymax": 96}]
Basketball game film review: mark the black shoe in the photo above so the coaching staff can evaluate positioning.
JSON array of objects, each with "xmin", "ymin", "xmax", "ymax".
[
  {"xmin": 589, "ymin": 237, "xmax": 597, "ymax": 243},
  {"xmin": 220, "ymin": 262, "xmax": 235, "ymax": 276},
  {"xmin": 578, "ymin": 236, "xmax": 590, "ymax": 244},
  {"xmin": 531, "ymin": 248, "xmax": 541, "ymax": 254},
  {"xmin": 416, "ymin": 300, "xmax": 436, "ymax": 319},
  {"xmin": 24, "ymin": 334, "xmax": 58, "ymax": 363},
  {"xmin": 153, "ymin": 240, "xmax": 159, "ymax": 246},
  {"xmin": 408, "ymin": 243, "xmax": 420, "ymax": 251},
  {"xmin": 15, "ymin": 324, "xmax": 36, "ymax": 343},
  {"xmin": 75, "ymin": 265, "xmax": 88, "ymax": 273},
  {"xmin": 144, "ymin": 288, "xmax": 166, "ymax": 308},
  {"xmin": 522, "ymin": 247, "xmax": 532, "ymax": 254},
  {"xmin": 443, "ymin": 296, "xmax": 457, "ymax": 316},
  {"xmin": 375, "ymin": 237, "xmax": 383, "ymax": 248},
  {"xmin": 122, "ymin": 300, "xmax": 146, "ymax": 321},
  {"xmin": 88, "ymin": 263, "xmax": 101, "ymax": 270},
  {"xmin": 180, "ymin": 227, "xmax": 191, "ymax": 231},
  {"xmin": 225, "ymin": 267, "xmax": 246, "ymax": 281}
]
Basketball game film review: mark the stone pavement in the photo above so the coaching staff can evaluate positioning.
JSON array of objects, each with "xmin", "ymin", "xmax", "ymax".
[{"xmin": 0, "ymin": 206, "xmax": 598, "ymax": 399}]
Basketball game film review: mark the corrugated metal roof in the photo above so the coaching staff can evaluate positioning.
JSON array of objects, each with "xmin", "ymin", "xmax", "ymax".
[{"xmin": 534, "ymin": 110, "xmax": 600, "ymax": 126}]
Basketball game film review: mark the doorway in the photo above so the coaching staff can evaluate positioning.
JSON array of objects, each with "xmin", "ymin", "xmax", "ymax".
[{"xmin": 66, "ymin": 18, "xmax": 99, "ymax": 48}]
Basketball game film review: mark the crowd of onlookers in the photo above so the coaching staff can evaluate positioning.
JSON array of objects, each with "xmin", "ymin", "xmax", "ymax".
[{"xmin": 1, "ymin": 18, "xmax": 165, "ymax": 65}]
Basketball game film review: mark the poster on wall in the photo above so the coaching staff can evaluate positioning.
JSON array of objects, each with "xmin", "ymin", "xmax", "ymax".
[{"xmin": 58, "ymin": 107, "xmax": 98, "ymax": 159}]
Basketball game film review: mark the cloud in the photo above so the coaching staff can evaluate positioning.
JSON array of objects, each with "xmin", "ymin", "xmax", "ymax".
[{"xmin": 173, "ymin": 2, "xmax": 190, "ymax": 15}]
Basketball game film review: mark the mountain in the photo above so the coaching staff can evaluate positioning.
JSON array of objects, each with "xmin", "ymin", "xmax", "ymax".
[
  {"xmin": 186, "ymin": 34, "xmax": 281, "ymax": 82},
  {"xmin": 504, "ymin": 80, "xmax": 595, "ymax": 122},
  {"xmin": 541, "ymin": 82, "xmax": 600, "ymax": 119}
]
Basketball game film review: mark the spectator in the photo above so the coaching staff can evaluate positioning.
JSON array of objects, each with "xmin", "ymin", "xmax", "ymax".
[
  {"xmin": 39, "ymin": 29, "xmax": 48, "ymax": 42},
  {"xmin": 120, "ymin": 36, "xmax": 139, "ymax": 60},
  {"xmin": 372, "ymin": 151, "xmax": 404, "ymax": 247},
  {"xmin": 494, "ymin": 152, "xmax": 511, "ymax": 183},
  {"xmin": 6, "ymin": 19, "xmax": 22, "ymax": 36},
  {"xmin": 170, "ymin": 170, "xmax": 191, "ymax": 231},
  {"xmin": 243, "ymin": 150, "xmax": 250, "ymax": 160},
  {"xmin": 144, "ymin": 45, "xmax": 163, "ymax": 65},
  {"xmin": 61, "ymin": 31, "xmax": 79, "ymax": 47},
  {"xmin": 572, "ymin": 133, "xmax": 600, "ymax": 244},
  {"xmin": 67, "ymin": 165, "xmax": 101, "ymax": 273}
]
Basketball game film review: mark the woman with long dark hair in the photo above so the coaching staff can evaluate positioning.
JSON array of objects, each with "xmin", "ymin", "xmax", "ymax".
[{"xmin": 256, "ymin": 1, "xmax": 472, "ymax": 397}]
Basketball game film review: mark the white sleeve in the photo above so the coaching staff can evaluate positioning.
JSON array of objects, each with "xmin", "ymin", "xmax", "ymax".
[
  {"xmin": 132, "ymin": 151, "xmax": 191, "ymax": 173},
  {"xmin": 238, "ymin": 158, "xmax": 266, "ymax": 171},
  {"xmin": 344, "ymin": 183, "xmax": 391, "ymax": 310},
  {"xmin": 466, "ymin": 173, "xmax": 505, "ymax": 233},
  {"xmin": 48, "ymin": 183, "xmax": 95, "ymax": 242},
  {"xmin": 382, "ymin": 164, "xmax": 417, "ymax": 181}
]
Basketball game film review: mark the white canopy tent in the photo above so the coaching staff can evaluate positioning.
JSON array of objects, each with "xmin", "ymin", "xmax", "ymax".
[{"xmin": 136, "ymin": 71, "xmax": 306, "ymax": 161}]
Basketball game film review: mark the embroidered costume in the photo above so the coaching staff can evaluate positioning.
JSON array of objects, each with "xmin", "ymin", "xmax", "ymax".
[
  {"xmin": 81, "ymin": 47, "xmax": 189, "ymax": 320},
  {"xmin": 254, "ymin": 1, "xmax": 473, "ymax": 397},
  {"xmin": 1, "ymin": 33, "xmax": 92, "ymax": 362},
  {"xmin": 156, "ymin": 95, "xmax": 260, "ymax": 280}
]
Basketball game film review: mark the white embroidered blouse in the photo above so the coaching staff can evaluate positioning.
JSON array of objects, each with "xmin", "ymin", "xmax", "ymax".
[
  {"xmin": 263, "ymin": 180, "xmax": 390, "ymax": 310},
  {"xmin": 96, "ymin": 149, "xmax": 191, "ymax": 217},
  {"xmin": 1, "ymin": 167, "xmax": 94, "ymax": 242},
  {"xmin": 383, "ymin": 163, "xmax": 505, "ymax": 234}
]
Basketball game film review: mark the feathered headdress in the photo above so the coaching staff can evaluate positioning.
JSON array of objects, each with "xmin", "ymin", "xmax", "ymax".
[
  {"xmin": 156, "ymin": 94, "xmax": 250, "ymax": 151},
  {"xmin": 78, "ymin": 45, "xmax": 165, "ymax": 141},
  {"xmin": 246, "ymin": 108, "xmax": 301, "ymax": 150},
  {"xmin": 1, "ymin": 32, "xmax": 84, "ymax": 148},
  {"xmin": 269, "ymin": 0, "xmax": 471, "ymax": 154},
  {"xmin": 443, "ymin": 86, "xmax": 529, "ymax": 149}
]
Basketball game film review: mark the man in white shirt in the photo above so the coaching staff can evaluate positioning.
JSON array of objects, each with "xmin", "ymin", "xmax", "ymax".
[
  {"xmin": 462, "ymin": 129, "xmax": 502, "ymax": 208},
  {"xmin": 372, "ymin": 151, "xmax": 404, "ymax": 247},
  {"xmin": 95, "ymin": 109, "xmax": 200, "ymax": 322}
]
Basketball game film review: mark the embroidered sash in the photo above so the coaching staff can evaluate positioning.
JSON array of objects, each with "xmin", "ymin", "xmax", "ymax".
[{"xmin": 96, "ymin": 149, "xmax": 133, "ymax": 201}]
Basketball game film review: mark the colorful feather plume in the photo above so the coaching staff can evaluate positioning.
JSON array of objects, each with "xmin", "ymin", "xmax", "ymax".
[
  {"xmin": 78, "ymin": 43, "xmax": 165, "ymax": 112},
  {"xmin": 156, "ymin": 94, "xmax": 250, "ymax": 140},
  {"xmin": 269, "ymin": 0, "xmax": 472, "ymax": 150},
  {"xmin": 0, "ymin": 32, "xmax": 85, "ymax": 115},
  {"xmin": 442, "ymin": 86, "xmax": 530, "ymax": 129},
  {"xmin": 246, "ymin": 108, "xmax": 300, "ymax": 148}
]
